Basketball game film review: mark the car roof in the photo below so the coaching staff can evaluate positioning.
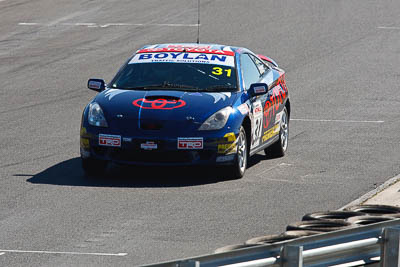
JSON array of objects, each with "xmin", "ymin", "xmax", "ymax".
[{"xmin": 137, "ymin": 43, "xmax": 243, "ymax": 55}]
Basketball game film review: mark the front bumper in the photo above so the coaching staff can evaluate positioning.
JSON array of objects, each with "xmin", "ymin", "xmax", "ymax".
[{"xmin": 80, "ymin": 127, "xmax": 238, "ymax": 166}]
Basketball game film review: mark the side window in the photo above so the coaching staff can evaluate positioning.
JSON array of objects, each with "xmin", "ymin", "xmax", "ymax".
[
  {"xmin": 240, "ymin": 54, "xmax": 261, "ymax": 90},
  {"xmin": 250, "ymin": 55, "xmax": 269, "ymax": 76}
]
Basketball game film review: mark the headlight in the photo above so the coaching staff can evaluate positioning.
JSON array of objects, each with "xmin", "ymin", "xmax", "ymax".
[
  {"xmin": 199, "ymin": 106, "xmax": 232, "ymax": 130},
  {"xmin": 88, "ymin": 102, "xmax": 108, "ymax": 127}
]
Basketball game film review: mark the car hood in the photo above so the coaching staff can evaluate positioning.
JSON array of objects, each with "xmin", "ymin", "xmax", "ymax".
[{"xmin": 94, "ymin": 88, "xmax": 238, "ymax": 136}]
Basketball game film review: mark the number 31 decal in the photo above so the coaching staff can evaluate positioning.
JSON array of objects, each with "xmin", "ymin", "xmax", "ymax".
[{"xmin": 212, "ymin": 67, "xmax": 232, "ymax": 77}]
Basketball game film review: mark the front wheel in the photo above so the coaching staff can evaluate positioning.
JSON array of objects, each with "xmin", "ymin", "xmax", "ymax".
[
  {"xmin": 228, "ymin": 126, "xmax": 248, "ymax": 179},
  {"xmin": 265, "ymin": 107, "xmax": 289, "ymax": 157}
]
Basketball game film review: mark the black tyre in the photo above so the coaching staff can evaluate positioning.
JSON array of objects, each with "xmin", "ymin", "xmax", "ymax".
[
  {"xmin": 346, "ymin": 215, "xmax": 396, "ymax": 226},
  {"xmin": 81, "ymin": 157, "xmax": 107, "ymax": 177},
  {"xmin": 228, "ymin": 126, "xmax": 248, "ymax": 179},
  {"xmin": 214, "ymin": 243, "xmax": 259, "ymax": 254},
  {"xmin": 283, "ymin": 230, "xmax": 323, "ymax": 237},
  {"xmin": 380, "ymin": 213, "xmax": 400, "ymax": 218},
  {"xmin": 302, "ymin": 211, "xmax": 366, "ymax": 221},
  {"xmin": 286, "ymin": 220, "xmax": 353, "ymax": 232},
  {"xmin": 245, "ymin": 234, "xmax": 297, "ymax": 245},
  {"xmin": 345, "ymin": 204, "xmax": 400, "ymax": 215},
  {"xmin": 265, "ymin": 107, "xmax": 289, "ymax": 157}
]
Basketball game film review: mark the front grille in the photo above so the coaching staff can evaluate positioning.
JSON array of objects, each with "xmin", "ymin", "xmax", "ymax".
[
  {"xmin": 140, "ymin": 121, "xmax": 163, "ymax": 130},
  {"xmin": 112, "ymin": 149, "xmax": 193, "ymax": 163},
  {"xmin": 92, "ymin": 146, "xmax": 215, "ymax": 164}
]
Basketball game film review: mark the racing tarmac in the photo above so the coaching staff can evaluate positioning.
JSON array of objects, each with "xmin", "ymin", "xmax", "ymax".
[{"xmin": 1, "ymin": 0, "xmax": 400, "ymax": 266}]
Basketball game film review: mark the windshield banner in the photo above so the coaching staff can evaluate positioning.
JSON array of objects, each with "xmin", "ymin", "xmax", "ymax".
[{"xmin": 129, "ymin": 52, "xmax": 235, "ymax": 67}]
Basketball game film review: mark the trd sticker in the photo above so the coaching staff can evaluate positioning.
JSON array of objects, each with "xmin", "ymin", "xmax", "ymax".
[
  {"xmin": 99, "ymin": 134, "xmax": 121, "ymax": 147},
  {"xmin": 133, "ymin": 98, "xmax": 186, "ymax": 110},
  {"xmin": 140, "ymin": 141, "xmax": 158, "ymax": 150},
  {"xmin": 177, "ymin": 138, "xmax": 203, "ymax": 149}
]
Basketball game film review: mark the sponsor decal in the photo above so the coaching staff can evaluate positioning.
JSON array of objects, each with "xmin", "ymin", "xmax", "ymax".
[
  {"xmin": 216, "ymin": 154, "xmax": 235, "ymax": 163},
  {"xmin": 80, "ymin": 127, "xmax": 87, "ymax": 136},
  {"xmin": 123, "ymin": 137, "xmax": 132, "ymax": 142},
  {"xmin": 254, "ymin": 86, "xmax": 266, "ymax": 94},
  {"xmin": 177, "ymin": 137, "xmax": 203, "ymax": 149},
  {"xmin": 263, "ymin": 81, "xmax": 288, "ymax": 129},
  {"xmin": 99, "ymin": 134, "xmax": 121, "ymax": 147},
  {"xmin": 262, "ymin": 124, "xmax": 280, "ymax": 142},
  {"xmin": 237, "ymin": 103, "xmax": 249, "ymax": 115},
  {"xmin": 223, "ymin": 132, "xmax": 236, "ymax": 142},
  {"xmin": 140, "ymin": 141, "xmax": 158, "ymax": 150},
  {"xmin": 137, "ymin": 47, "xmax": 234, "ymax": 56},
  {"xmin": 251, "ymin": 101, "xmax": 264, "ymax": 149},
  {"xmin": 129, "ymin": 52, "xmax": 235, "ymax": 67},
  {"xmin": 218, "ymin": 143, "xmax": 237, "ymax": 154},
  {"xmin": 275, "ymin": 110, "xmax": 283, "ymax": 124},
  {"xmin": 80, "ymin": 137, "xmax": 90, "ymax": 149},
  {"xmin": 254, "ymin": 105, "xmax": 262, "ymax": 114},
  {"xmin": 167, "ymin": 44, "xmax": 212, "ymax": 49},
  {"xmin": 218, "ymin": 132, "xmax": 237, "ymax": 154},
  {"xmin": 133, "ymin": 98, "xmax": 186, "ymax": 110}
]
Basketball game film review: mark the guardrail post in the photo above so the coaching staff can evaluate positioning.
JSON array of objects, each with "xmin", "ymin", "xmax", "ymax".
[
  {"xmin": 381, "ymin": 227, "xmax": 400, "ymax": 267},
  {"xmin": 281, "ymin": 245, "xmax": 303, "ymax": 267}
]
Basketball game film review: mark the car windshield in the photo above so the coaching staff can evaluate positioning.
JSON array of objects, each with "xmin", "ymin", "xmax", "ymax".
[{"xmin": 110, "ymin": 62, "xmax": 238, "ymax": 92}]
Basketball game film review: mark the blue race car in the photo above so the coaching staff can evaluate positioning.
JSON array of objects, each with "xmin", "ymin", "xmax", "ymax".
[{"xmin": 80, "ymin": 43, "xmax": 290, "ymax": 178}]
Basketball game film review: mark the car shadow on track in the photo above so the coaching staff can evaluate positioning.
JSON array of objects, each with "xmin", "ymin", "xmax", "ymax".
[{"xmin": 25, "ymin": 157, "xmax": 239, "ymax": 188}]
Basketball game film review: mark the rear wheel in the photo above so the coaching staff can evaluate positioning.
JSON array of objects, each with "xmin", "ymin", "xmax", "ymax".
[
  {"xmin": 228, "ymin": 126, "xmax": 248, "ymax": 179},
  {"xmin": 265, "ymin": 107, "xmax": 289, "ymax": 157},
  {"xmin": 81, "ymin": 157, "xmax": 107, "ymax": 177}
]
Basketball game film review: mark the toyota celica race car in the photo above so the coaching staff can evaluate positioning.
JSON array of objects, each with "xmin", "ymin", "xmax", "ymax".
[{"xmin": 80, "ymin": 43, "xmax": 290, "ymax": 178}]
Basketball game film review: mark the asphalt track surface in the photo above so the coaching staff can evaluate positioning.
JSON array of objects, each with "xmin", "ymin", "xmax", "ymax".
[{"xmin": 1, "ymin": 0, "xmax": 400, "ymax": 266}]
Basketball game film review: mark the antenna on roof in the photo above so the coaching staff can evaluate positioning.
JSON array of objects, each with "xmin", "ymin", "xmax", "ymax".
[{"xmin": 196, "ymin": 0, "xmax": 200, "ymax": 44}]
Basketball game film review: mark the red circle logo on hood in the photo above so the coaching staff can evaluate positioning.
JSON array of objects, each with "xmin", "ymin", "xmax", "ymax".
[{"xmin": 132, "ymin": 98, "xmax": 186, "ymax": 110}]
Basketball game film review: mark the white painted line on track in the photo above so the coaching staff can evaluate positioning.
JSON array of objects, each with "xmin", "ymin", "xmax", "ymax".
[
  {"xmin": 378, "ymin": 26, "xmax": 400, "ymax": 30},
  {"xmin": 18, "ymin": 22, "xmax": 199, "ymax": 28},
  {"xmin": 18, "ymin": 23, "xmax": 40, "ymax": 26},
  {"xmin": 0, "ymin": 249, "xmax": 127, "ymax": 257},
  {"xmin": 291, "ymin": 118, "xmax": 384, "ymax": 123},
  {"xmin": 0, "ymin": 252, "xmax": 5, "ymax": 256}
]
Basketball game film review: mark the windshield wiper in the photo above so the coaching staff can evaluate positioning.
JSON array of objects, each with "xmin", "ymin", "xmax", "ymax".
[
  {"xmin": 118, "ymin": 81, "xmax": 199, "ymax": 91},
  {"xmin": 203, "ymin": 85, "xmax": 238, "ymax": 92}
]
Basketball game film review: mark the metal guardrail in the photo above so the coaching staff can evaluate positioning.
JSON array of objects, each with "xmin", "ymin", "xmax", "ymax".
[{"xmin": 143, "ymin": 219, "xmax": 400, "ymax": 267}]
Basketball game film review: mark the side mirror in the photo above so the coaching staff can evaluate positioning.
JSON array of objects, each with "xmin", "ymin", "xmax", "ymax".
[
  {"xmin": 87, "ymin": 79, "xmax": 106, "ymax": 92},
  {"xmin": 248, "ymin": 83, "xmax": 268, "ymax": 97}
]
